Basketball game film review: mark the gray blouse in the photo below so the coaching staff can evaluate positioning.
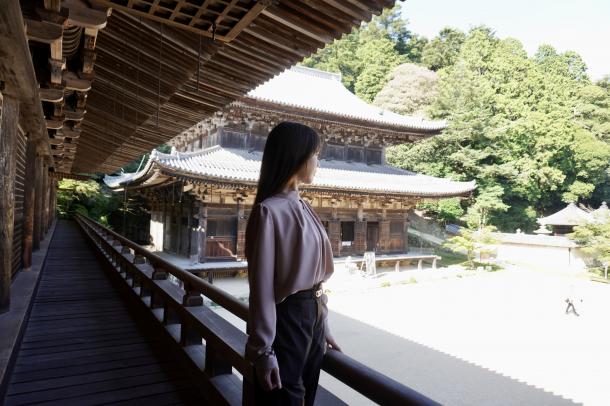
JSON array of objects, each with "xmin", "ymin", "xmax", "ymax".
[{"xmin": 245, "ymin": 189, "xmax": 334, "ymax": 369}]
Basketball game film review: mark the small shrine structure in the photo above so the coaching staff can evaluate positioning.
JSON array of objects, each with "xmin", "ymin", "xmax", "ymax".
[{"xmin": 537, "ymin": 203, "xmax": 593, "ymax": 235}]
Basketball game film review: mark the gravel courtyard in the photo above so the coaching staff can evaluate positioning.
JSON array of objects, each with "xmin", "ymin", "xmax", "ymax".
[
  {"xmin": 322, "ymin": 266, "xmax": 608, "ymax": 405},
  {"xmin": 213, "ymin": 266, "xmax": 609, "ymax": 405}
]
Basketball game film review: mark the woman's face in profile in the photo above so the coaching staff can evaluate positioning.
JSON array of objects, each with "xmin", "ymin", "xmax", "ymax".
[{"xmin": 297, "ymin": 150, "xmax": 319, "ymax": 185}]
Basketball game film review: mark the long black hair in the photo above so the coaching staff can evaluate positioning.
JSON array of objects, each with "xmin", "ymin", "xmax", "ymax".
[{"xmin": 252, "ymin": 121, "xmax": 320, "ymax": 206}]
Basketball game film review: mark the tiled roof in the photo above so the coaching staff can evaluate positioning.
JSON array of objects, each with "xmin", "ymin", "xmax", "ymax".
[
  {"xmin": 243, "ymin": 66, "xmax": 446, "ymax": 131},
  {"xmin": 537, "ymin": 203, "xmax": 593, "ymax": 226},
  {"xmin": 105, "ymin": 146, "xmax": 476, "ymax": 197}
]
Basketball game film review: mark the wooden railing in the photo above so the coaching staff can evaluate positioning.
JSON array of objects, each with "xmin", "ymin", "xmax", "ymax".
[{"xmin": 75, "ymin": 214, "xmax": 440, "ymax": 406}]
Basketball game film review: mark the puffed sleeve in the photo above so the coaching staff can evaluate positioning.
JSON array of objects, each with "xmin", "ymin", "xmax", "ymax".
[{"xmin": 245, "ymin": 203, "xmax": 278, "ymax": 370}]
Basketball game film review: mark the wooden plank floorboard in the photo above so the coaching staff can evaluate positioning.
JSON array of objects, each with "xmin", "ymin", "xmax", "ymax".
[
  {"xmin": 8, "ymin": 363, "xmax": 183, "ymax": 395},
  {"xmin": 4, "ymin": 220, "xmax": 204, "ymax": 405},
  {"xmin": 20, "ymin": 330, "xmax": 144, "ymax": 349},
  {"xmin": 11, "ymin": 355, "xmax": 171, "ymax": 383},
  {"xmin": 21, "ymin": 325, "xmax": 137, "ymax": 344}
]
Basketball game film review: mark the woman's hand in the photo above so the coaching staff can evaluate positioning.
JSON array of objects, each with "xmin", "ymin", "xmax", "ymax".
[
  {"xmin": 326, "ymin": 333, "xmax": 342, "ymax": 352},
  {"xmin": 256, "ymin": 365, "xmax": 282, "ymax": 391}
]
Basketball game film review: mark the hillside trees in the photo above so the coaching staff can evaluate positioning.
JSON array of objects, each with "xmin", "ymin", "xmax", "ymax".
[{"xmin": 386, "ymin": 29, "xmax": 610, "ymax": 231}]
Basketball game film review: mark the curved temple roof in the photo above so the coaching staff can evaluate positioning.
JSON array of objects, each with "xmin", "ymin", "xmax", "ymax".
[
  {"xmin": 537, "ymin": 203, "xmax": 593, "ymax": 226},
  {"xmin": 242, "ymin": 66, "xmax": 447, "ymax": 131},
  {"xmin": 105, "ymin": 146, "xmax": 476, "ymax": 198}
]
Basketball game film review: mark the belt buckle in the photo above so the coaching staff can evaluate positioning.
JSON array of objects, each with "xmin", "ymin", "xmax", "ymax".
[{"xmin": 315, "ymin": 289, "xmax": 322, "ymax": 298}]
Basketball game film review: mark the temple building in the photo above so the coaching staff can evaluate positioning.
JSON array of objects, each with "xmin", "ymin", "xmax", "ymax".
[
  {"xmin": 536, "ymin": 203, "xmax": 594, "ymax": 235},
  {"xmin": 105, "ymin": 66, "xmax": 476, "ymax": 263}
]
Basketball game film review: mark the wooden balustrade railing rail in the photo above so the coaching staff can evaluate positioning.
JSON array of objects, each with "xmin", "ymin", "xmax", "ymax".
[{"xmin": 75, "ymin": 214, "xmax": 440, "ymax": 406}]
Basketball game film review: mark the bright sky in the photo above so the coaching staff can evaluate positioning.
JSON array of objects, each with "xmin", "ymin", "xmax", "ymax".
[{"xmin": 400, "ymin": 0, "xmax": 610, "ymax": 81}]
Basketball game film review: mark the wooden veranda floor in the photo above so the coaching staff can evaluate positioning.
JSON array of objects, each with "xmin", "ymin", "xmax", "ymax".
[{"xmin": 3, "ymin": 220, "xmax": 204, "ymax": 405}]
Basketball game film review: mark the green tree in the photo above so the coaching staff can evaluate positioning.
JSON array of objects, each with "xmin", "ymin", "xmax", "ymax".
[
  {"xmin": 421, "ymin": 27, "xmax": 466, "ymax": 71},
  {"xmin": 372, "ymin": 4, "xmax": 412, "ymax": 55},
  {"xmin": 403, "ymin": 34, "xmax": 428, "ymax": 64},
  {"xmin": 57, "ymin": 179, "xmax": 120, "ymax": 225},
  {"xmin": 444, "ymin": 226, "xmax": 498, "ymax": 269},
  {"xmin": 570, "ymin": 215, "xmax": 610, "ymax": 273},
  {"xmin": 437, "ymin": 198, "xmax": 465, "ymax": 224},
  {"xmin": 354, "ymin": 31, "xmax": 405, "ymax": 102},
  {"xmin": 462, "ymin": 185, "xmax": 509, "ymax": 229}
]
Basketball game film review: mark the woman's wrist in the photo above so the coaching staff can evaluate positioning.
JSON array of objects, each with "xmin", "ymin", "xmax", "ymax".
[{"xmin": 254, "ymin": 348, "xmax": 278, "ymax": 372}]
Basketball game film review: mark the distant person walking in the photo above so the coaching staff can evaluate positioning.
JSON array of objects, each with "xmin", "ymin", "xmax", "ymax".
[{"xmin": 565, "ymin": 284, "xmax": 581, "ymax": 316}]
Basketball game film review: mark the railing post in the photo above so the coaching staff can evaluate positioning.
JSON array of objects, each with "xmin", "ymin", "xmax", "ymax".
[
  {"xmin": 205, "ymin": 342, "xmax": 233, "ymax": 377},
  {"xmin": 242, "ymin": 365, "xmax": 256, "ymax": 406},
  {"xmin": 180, "ymin": 282, "xmax": 203, "ymax": 347},
  {"xmin": 111, "ymin": 239, "xmax": 121, "ymax": 265},
  {"xmin": 150, "ymin": 265, "xmax": 168, "ymax": 309},
  {"xmin": 132, "ymin": 254, "xmax": 146, "ymax": 289}
]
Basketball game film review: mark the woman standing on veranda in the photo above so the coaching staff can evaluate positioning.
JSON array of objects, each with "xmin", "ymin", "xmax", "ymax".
[{"xmin": 245, "ymin": 121, "xmax": 341, "ymax": 405}]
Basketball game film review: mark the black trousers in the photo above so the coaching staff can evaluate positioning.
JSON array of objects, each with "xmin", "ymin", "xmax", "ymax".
[{"xmin": 254, "ymin": 290, "xmax": 326, "ymax": 406}]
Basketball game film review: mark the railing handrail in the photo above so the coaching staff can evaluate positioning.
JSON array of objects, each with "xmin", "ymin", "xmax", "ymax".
[
  {"xmin": 79, "ymin": 214, "xmax": 249, "ymax": 319},
  {"xmin": 75, "ymin": 214, "xmax": 440, "ymax": 406}
]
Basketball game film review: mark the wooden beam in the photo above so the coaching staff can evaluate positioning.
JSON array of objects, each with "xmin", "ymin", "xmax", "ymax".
[
  {"xmin": 321, "ymin": 0, "xmax": 373, "ymax": 21},
  {"xmin": 64, "ymin": 71, "xmax": 92, "ymax": 91},
  {"xmin": 225, "ymin": 0, "xmax": 271, "ymax": 42},
  {"xmin": 65, "ymin": 109, "xmax": 86, "ymax": 121},
  {"xmin": 44, "ymin": 0, "xmax": 61, "ymax": 13},
  {"xmin": 22, "ymin": 138, "xmax": 37, "ymax": 269},
  {"xmin": 25, "ymin": 19, "xmax": 63, "ymax": 43},
  {"xmin": 46, "ymin": 118, "xmax": 64, "ymax": 130},
  {"xmin": 0, "ymin": 96, "xmax": 18, "ymax": 313},
  {"xmin": 90, "ymin": 0, "xmax": 230, "ymax": 41},
  {"xmin": 261, "ymin": 5, "xmax": 334, "ymax": 43},
  {"xmin": 65, "ymin": 0, "xmax": 108, "ymax": 29},
  {"xmin": 40, "ymin": 88, "xmax": 64, "ymax": 103}
]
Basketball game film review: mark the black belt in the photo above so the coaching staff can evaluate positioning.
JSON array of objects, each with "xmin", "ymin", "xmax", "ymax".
[{"xmin": 288, "ymin": 282, "xmax": 323, "ymax": 300}]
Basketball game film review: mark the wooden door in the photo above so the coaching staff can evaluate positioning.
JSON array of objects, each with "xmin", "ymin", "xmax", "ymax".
[{"xmin": 366, "ymin": 222, "xmax": 379, "ymax": 252}]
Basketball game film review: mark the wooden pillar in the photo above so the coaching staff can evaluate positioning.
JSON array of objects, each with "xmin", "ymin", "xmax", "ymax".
[
  {"xmin": 43, "ymin": 174, "xmax": 48, "ymax": 233},
  {"xmin": 33, "ymin": 156, "xmax": 43, "ymax": 250},
  {"xmin": 236, "ymin": 198, "xmax": 246, "ymax": 260},
  {"xmin": 22, "ymin": 138, "xmax": 37, "ymax": 268},
  {"xmin": 403, "ymin": 212, "xmax": 410, "ymax": 253},
  {"xmin": 42, "ymin": 165, "xmax": 49, "ymax": 236},
  {"xmin": 0, "ymin": 96, "xmax": 19, "ymax": 313},
  {"xmin": 51, "ymin": 179, "xmax": 57, "ymax": 224},
  {"xmin": 188, "ymin": 201, "xmax": 199, "ymax": 261},
  {"xmin": 329, "ymin": 207, "xmax": 341, "ymax": 256},
  {"xmin": 379, "ymin": 208, "xmax": 390, "ymax": 254},
  {"xmin": 197, "ymin": 204, "xmax": 207, "ymax": 263},
  {"xmin": 355, "ymin": 204, "xmax": 366, "ymax": 254}
]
